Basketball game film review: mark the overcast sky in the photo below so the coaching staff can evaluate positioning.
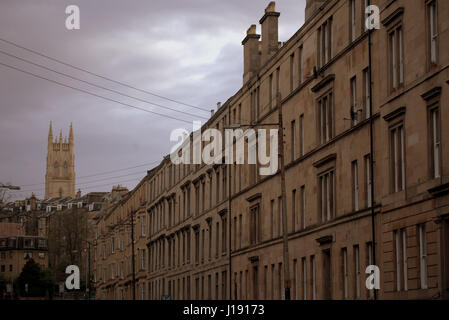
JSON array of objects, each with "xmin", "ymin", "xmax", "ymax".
[{"xmin": 0, "ymin": 0, "xmax": 306, "ymax": 201}]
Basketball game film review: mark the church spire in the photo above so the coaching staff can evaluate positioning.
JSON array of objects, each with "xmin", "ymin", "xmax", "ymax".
[
  {"xmin": 69, "ymin": 122, "xmax": 74, "ymax": 144},
  {"xmin": 48, "ymin": 121, "xmax": 53, "ymax": 141},
  {"xmin": 59, "ymin": 129, "xmax": 63, "ymax": 144}
]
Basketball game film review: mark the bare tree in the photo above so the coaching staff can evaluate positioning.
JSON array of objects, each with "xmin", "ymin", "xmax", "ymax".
[{"xmin": 0, "ymin": 181, "xmax": 12, "ymax": 204}]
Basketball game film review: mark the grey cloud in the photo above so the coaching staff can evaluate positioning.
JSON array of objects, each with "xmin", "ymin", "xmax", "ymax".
[{"xmin": 0, "ymin": 0, "xmax": 306, "ymax": 200}]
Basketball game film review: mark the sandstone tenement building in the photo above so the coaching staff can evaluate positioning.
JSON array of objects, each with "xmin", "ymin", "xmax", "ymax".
[{"xmin": 93, "ymin": 0, "xmax": 449, "ymax": 300}]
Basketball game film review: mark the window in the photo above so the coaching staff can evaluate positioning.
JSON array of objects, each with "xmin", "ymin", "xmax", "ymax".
[
  {"xmin": 390, "ymin": 124, "xmax": 405, "ymax": 192},
  {"xmin": 299, "ymin": 114, "xmax": 304, "ymax": 156},
  {"xmin": 213, "ymin": 273, "xmax": 218, "ymax": 300},
  {"xmin": 141, "ymin": 216, "xmax": 146, "ymax": 237},
  {"xmin": 216, "ymin": 171, "xmax": 220, "ymax": 204},
  {"xmin": 222, "ymin": 215, "xmax": 227, "ymax": 254},
  {"xmin": 354, "ymin": 245, "xmax": 361, "ymax": 298},
  {"xmin": 342, "ymin": 248, "xmax": 348, "ymax": 299},
  {"xmin": 300, "ymin": 186, "xmax": 306, "ymax": 229},
  {"xmin": 311, "ymin": 255, "xmax": 316, "ymax": 300},
  {"xmin": 187, "ymin": 186, "xmax": 191, "ymax": 217},
  {"xmin": 319, "ymin": 170, "xmax": 335, "ymax": 222},
  {"xmin": 427, "ymin": 0, "xmax": 438, "ymax": 66},
  {"xmin": 278, "ymin": 196, "xmax": 282, "ymax": 237},
  {"xmin": 222, "ymin": 271, "xmax": 227, "ymax": 299},
  {"xmin": 202, "ymin": 229, "xmax": 205, "ymax": 263},
  {"xmin": 276, "ymin": 67, "xmax": 281, "ymax": 96},
  {"xmin": 363, "ymin": 0, "xmax": 369, "ymax": 32},
  {"xmin": 352, "ymin": 160, "xmax": 359, "ymax": 211},
  {"xmin": 365, "ymin": 154, "xmax": 372, "ymax": 207},
  {"xmin": 389, "ymin": 26, "xmax": 404, "ymax": 91},
  {"xmin": 350, "ymin": 0, "xmax": 356, "ymax": 42},
  {"xmin": 429, "ymin": 106, "xmax": 441, "ymax": 178},
  {"xmin": 222, "ymin": 167, "xmax": 227, "ymax": 200},
  {"xmin": 239, "ymin": 214, "xmax": 242, "ymax": 248},
  {"xmin": 366, "ymin": 241, "xmax": 374, "ymax": 298},
  {"xmin": 318, "ymin": 91, "xmax": 333, "ymax": 144},
  {"xmin": 278, "ymin": 262, "xmax": 283, "ymax": 299},
  {"xmin": 53, "ymin": 161, "xmax": 59, "ymax": 176},
  {"xmin": 250, "ymin": 205, "xmax": 260, "ymax": 245},
  {"xmin": 140, "ymin": 249, "xmax": 145, "ymax": 270},
  {"xmin": 233, "ymin": 216, "xmax": 237, "ymax": 250},
  {"xmin": 363, "ymin": 68, "xmax": 371, "ymax": 119},
  {"xmin": 318, "ymin": 17, "xmax": 333, "ymax": 68},
  {"xmin": 394, "ymin": 228, "xmax": 408, "ymax": 291},
  {"xmin": 264, "ymin": 266, "xmax": 268, "ymax": 299},
  {"xmin": 195, "ymin": 183, "xmax": 200, "ymax": 216},
  {"xmin": 298, "ymin": 45, "xmax": 303, "ymax": 84},
  {"xmin": 418, "ymin": 224, "xmax": 428, "ymax": 289},
  {"xmin": 271, "ymin": 200, "xmax": 275, "ymax": 238},
  {"xmin": 269, "ymin": 73, "xmax": 274, "ymax": 109},
  {"xmin": 350, "ymin": 76, "xmax": 358, "ymax": 126},
  {"xmin": 291, "ymin": 120, "xmax": 296, "ymax": 161},
  {"xmin": 290, "ymin": 53, "xmax": 295, "ymax": 92},
  {"xmin": 293, "ymin": 259, "xmax": 298, "ymax": 300},
  {"xmin": 302, "ymin": 258, "xmax": 307, "ymax": 300},
  {"xmin": 216, "ymin": 222, "xmax": 219, "ymax": 258},
  {"xmin": 209, "ymin": 174, "xmax": 213, "ymax": 209},
  {"xmin": 292, "ymin": 189, "xmax": 297, "ymax": 231},
  {"xmin": 195, "ymin": 230, "xmax": 200, "ymax": 264},
  {"xmin": 187, "ymin": 230, "xmax": 191, "ymax": 263},
  {"xmin": 256, "ymin": 86, "xmax": 260, "ymax": 120},
  {"xmin": 209, "ymin": 223, "xmax": 212, "ymax": 260}
]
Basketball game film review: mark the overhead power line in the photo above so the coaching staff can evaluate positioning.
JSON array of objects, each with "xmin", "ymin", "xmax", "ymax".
[
  {"xmin": 0, "ymin": 37, "xmax": 210, "ymax": 112},
  {"xmin": 0, "ymin": 61, "xmax": 196, "ymax": 124},
  {"xmin": 15, "ymin": 160, "xmax": 161, "ymax": 188},
  {"xmin": 0, "ymin": 49, "xmax": 207, "ymax": 120},
  {"xmin": 11, "ymin": 171, "xmax": 147, "ymax": 194}
]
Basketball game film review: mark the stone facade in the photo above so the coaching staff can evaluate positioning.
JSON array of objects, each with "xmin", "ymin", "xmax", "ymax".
[{"xmin": 93, "ymin": 0, "xmax": 449, "ymax": 300}]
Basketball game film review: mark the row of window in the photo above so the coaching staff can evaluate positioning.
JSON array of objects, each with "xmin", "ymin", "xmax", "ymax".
[{"xmin": 148, "ymin": 271, "xmax": 228, "ymax": 300}]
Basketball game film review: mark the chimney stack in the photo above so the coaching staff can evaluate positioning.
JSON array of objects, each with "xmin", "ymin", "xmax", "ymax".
[
  {"xmin": 242, "ymin": 24, "xmax": 261, "ymax": 84},
  {"xmin": 260, "ymin": 1, "xmax": 280, "ymax": 65},
  {"xmin": 305, "ymin": 0, "xmax": 326, "ymax": 21}
]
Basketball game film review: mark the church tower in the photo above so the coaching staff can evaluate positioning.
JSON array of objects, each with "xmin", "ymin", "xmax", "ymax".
[{"xmin": 45, "ymin": 122, "xmax": 76, "ymax": 199}]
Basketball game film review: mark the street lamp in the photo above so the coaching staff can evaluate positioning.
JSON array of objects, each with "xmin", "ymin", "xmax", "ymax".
[
  {"xmin": 0, "ymin": 184, "xmax": 21, "ymax": 190},
  {"xmin": 224, "ymin": 92, "xmax": 291, "ymax": 300},
  {"xmin": 80, "ymin": 240, "xmax": 93, "ymax": 299}
]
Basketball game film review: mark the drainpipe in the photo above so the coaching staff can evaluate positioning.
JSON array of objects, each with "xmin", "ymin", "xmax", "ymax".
[{"xmin": 368, "ymin": 0, "xmax": 377, "ymax": 301}]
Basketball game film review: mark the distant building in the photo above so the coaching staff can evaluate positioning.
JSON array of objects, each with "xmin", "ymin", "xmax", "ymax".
[
  {"xmin": 45, "ymin": 122, "xmax": 75, "ymax": 199},
  {"xmin": 0, "ymin": 233, "xmax": 48, "ymax": 282}
]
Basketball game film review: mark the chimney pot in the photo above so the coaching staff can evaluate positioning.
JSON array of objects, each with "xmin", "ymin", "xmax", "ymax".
[
  {"xmin": 265, "ymin": 1, "xmax": 276, "ymax": 13},
  {"xmin": 242, "ymin": 24, "xmax": 261, "ymax": 84},
  {"xmin": 259, "ymin": 1, "xmax": 280, "ymax": 65}
]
